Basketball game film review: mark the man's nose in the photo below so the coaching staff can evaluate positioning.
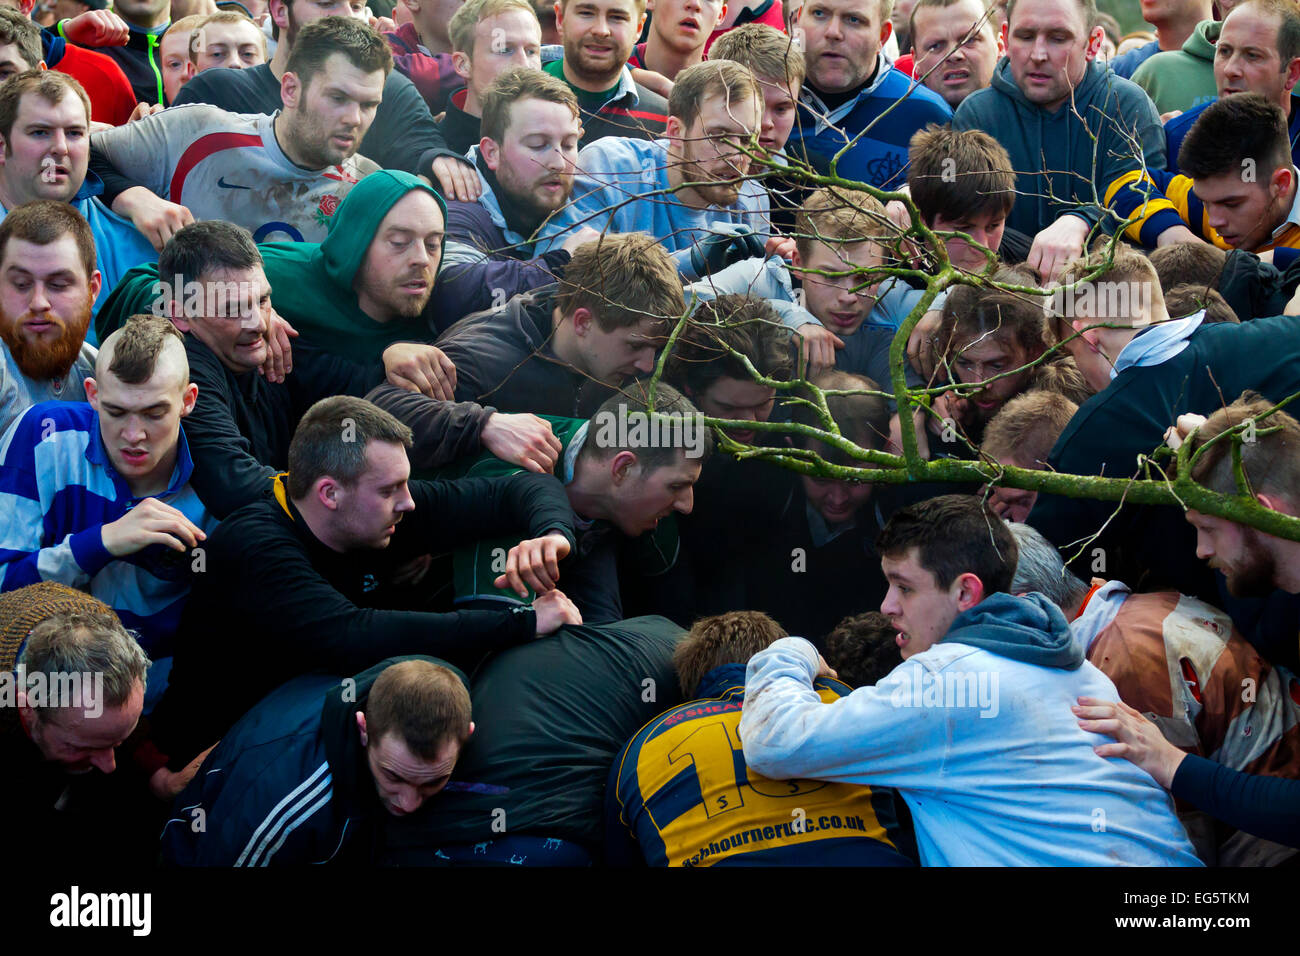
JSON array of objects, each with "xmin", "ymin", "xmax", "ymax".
[
  {"xmin": 633, "ymin": 352, "xmax": 655, "ymax": 375},
  {"xmin": 881, "ymin": 588, "xmax": 900, "ymax": 616},
  {"xmin": 675, "ymin": 487, "xmax": 694, "ymax": 514},
  {"xmin": 89, "ymin": 747, "xmax": 117, "ymax": 774}
]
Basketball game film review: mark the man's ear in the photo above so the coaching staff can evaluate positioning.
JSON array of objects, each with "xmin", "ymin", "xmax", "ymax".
[
  {"xmin": 953, "ymin": 571, "xmax": 985, "ymax": 611},
  {"xmin": 270, "ymin": 0, "xmax": 292, "ymax": 32},
  {"xmin": 169, "ymin": 295, "xmax": 191, "ymax": 332},
  {"xmin": 609, "ymin": 449, "xmax": 638, "ymax": 485},
  {"xmin": 1257, "ymin": 491, "xmax": 1298, "ymax": 517},
  {"xmin": 452, "ymin": 50, "xmax": 471, "ymax": 82},
  {"xmin": 878, "ymin": 17, "xmax": 892, "ymax": 48},
  {"xmin": 89, "ymin": 269, "xmax": 102, "ymax": 304},
  {"xmin": 466, "ymin": 720, "xmax": 476, "ymax": 738},
  {"xmin": 664, "ymin": 114, "xmax": 685, "ymax": 143},
  {"xmin": 1084, "ymin": 24, "xmax": 1104, "ymax": 61},
  {"xmin": 356, "ymin": 711, "xmax": 368, "ymax": 747},
  {"xmin": 18, "ymin": 0, "xmax": 33, "ymax": 14},
  {"xmin": 1286, "ymin": 56, "xmax": 1300, "ymax": 94},
  {"xmin": 571, "ymin": 305, "xmax": 594, "ymax": 336},
  {"xmin": 479, "ymin": 135, "xmax": 501, "ymax": 171},
  {"xmin": 180, "ymin": 381, "xmax": 199, "ymax": 418},
  {"xmin": 316, "ymin": 476, "xmax": 343, "ymax": 510},
  {"xmin": 84, "ymin": 376, "xmax": 98, "ymax": 406},
  {"xmin": 402, "ymin": 0, "xmax": 421, "ymax": 12},
  {"xmin": 999, "ymin": 20, "xmax": 1008, "ymax": 49},
  {"xmin": 1272, "ymin": 164, "xmax": 1293, "ymax": 200},
  {"xmin": 280, "ymin": 70, "xmax": 301, "ymax": 109}
]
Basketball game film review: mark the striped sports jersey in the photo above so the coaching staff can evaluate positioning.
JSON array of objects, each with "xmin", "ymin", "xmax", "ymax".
[
  {"xmin": 0, "ymin": 401, "xmax": 217, "ymax": 657},
  {"xmin": 609, "ymin": 663, "xmax": 915, "ymax": 866},
  {"xmin": 90, "ymin": 104, "xmax": 379, "ymax": 244}
]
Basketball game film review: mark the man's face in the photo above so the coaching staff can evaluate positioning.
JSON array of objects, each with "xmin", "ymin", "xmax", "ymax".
[
  {"xmin": 0, "ymin": 41, "xmax": 36, "ymax": 84},
  {"xmin": 1192, "ymin": 168, "xmax": 1288, "ymax": 252},
  {"xmin": 801, "ymin": 473, "xmax": 873, "ymax": 524},
  {"xmin": 1006, "ymin": 0, "xmax": 1099, "ymax": 113},
  {"xmin": 754, "ymin": 75, "xmax": 799, "ymax": 153},
  {"xmin": 799, "ymin": 0, "xmax": 891, "ymax": 94},
  {"xmin": 987, "ymin": 459, "xmax": 1038, "ymax": 522},
  {"xmin": 0, "ymin": 235, "xmax": 98, "ymax": 381},
  {"xmin": 1, "ymin": 91, "xmax": 89, "ymax": 205},
  {"xmin": 353, "ymin": 190, "xmax": 444, "ymax": 322},
  {"xmin": 160, "ymin": 32, "xmax": 197, "ymax": 104},
  {"xmin": 1187, "ymin": 509, "xmax": 1278, "ymax": 597},
  {"xmin": 670, "ymin": 90, "xmax": 762, "ymax": 206},
  {"xmin": 692, "ymin": 374, "xmax": 776, "ymax": 444},
  {"xmin": 575, "ymin": 313, "xmax": 662, "ymax": 383},
  {"xmin": 880, "ymin": 546, "xmax": 962, "ymax": 659},
  {"xmin": 88, "ymin": 360, "xmax": 195, "ymax": 492},
  {"xmin": 281, "ymin": 0, "xmax": 368, "ymax": 48},
  {"xmin": 610, "ymin": 452, "xmax": 701, "ymax": 535},
  {"xmin": 412, "ymin": 0, "xmax": 466, "ymax": 50},
  {"xmin": 1215, "ymin": 7, "xmax": 1294, "ymax": 102},
  {"xmin": 650, "ymin": 0, "xmax": 727, "ymax": 54},
  {"xmin": 556, "ymin": 0, "xmax": 645, "ymax": 85},
  {"xmin": 282, "ymin": 53, "xmax": 385, "ymax": 168},
  {"xmin": 930, "ymin": 208, "xmax": 1007, "ymax": 272},
  {"xmin": 912, "ymin": 0, "xmax": 1002, "ymax": 108},
  {"xmin": 333, "ymin": 439, "xmax": 417, "ymax": 550},
  {"xmin": 1065, "ymin": 307, "xmax": 1132, "ymax": 392},
  {"xmin": 484, "ymin": 98, "xmax": 580, "ymax": 219},
  {"xmin": 24, "ymin": 681, "xmax": 144, "ymax": 774},
  {"xmin": 194, "ymin": 19, "xmax": 267, "ymax": 72},
  {"xmin": 463, "ymin": 9, "xmax": 543, "ymax": 105},
  {"xmin": 791, "ymin": 240, "xmax": 883, "ymax": 336},
  {"xmin": 952, "ymin": 336, "xmax": 1031, "ymax": 424},
  {"xmin": 172, "ymin": 265, "xmax": 272, "ymax": 374},
  {"xmin": 366, "ymin": 732, "xmax": 462, "ymax": 816}
]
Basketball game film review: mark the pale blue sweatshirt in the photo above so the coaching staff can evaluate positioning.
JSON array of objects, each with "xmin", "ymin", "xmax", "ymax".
[{"xmin": 738, "ymin": 593, "xmax": 1204, "ymax": 867}]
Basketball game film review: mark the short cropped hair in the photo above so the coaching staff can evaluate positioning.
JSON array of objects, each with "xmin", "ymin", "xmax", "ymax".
[
  {"xmin": 672, "ymin": 610, "xmax": 786, "ymax": 697},
  {"xmin": 981, "ymin": 390, "xmax": 1077, "ymax": 468},
  {"xmin": 1148, "ymin": 240, "xmax": 1226, "ymax": 293},
  {"xmin": 0, "ymin": 199, "xmax": 96, "ymax": 280},
  {"xmin": 824, "ymin": 611, "xmax": 902, "ymax": 687},
  {"xmin": 480, "ymin": 66, "xmax": 578, "ymax": 145},
  {"xmin": 876, "ymin": 493, "xmax": 1018, "ymax": 594},
  {"xmin": 449, "ymin": 0, "xmax": 538, "ymax": 57},
  {"xmin": 708, "ymin": 23, "xmax": 806, "ymax": 89},
  {"xmin": 1184, "ymin": 390, "xmax": 1300, "ymax": 507},
  {"xmin": 0, "ymin": 70, "xmax": 91, "ymax": 147},
  {"xmin": 364, "ymin": 659, "xmax": 472, "ymax": 759},
  {"xmin": 909, "ymin": 0, "xmax": 997, "ymax": 48},
  {"xmin": 667, "ymin": 59, "xmax": 760, "ymax": 131},
  {"xmin": 193, "ymin": 11, "xmax": 269, "ymax": 63},
  {"xmin": 1053, "ymin": 243, "xmax": 1162, "ymax": 336},
  {"xmin": 1006, "ymin": 0, "xmax": 1096, "ymax": 32},
  {"xmin": 1164, "ymin": 284, "xmax": 1239, "ymax": 324},
  {"xmin": 665, "ymin": 294, "xmax": 795, "ymax": 395},
  {"xmin": 580, "ymin": 379, "xmax": 714, "ymax": 471},
  {"xmin": 789, "ymin": 370, "xmax": 890, "ymax": 462},
  {"xmin": 1180, "ymin": 93, "xmax": 1291, "ymax": 183},
  {"xmin": 163, "ymin": 13, "xmax": 209, "ymax": 57},
  {"xmin": 286, "ymin": 16, "xmax": 393, "ymax": 92},
  {"xmin": 907, "ymin": 124, "xmax": 1015, "ymax": 226},
  {"xmin": 159, "ymin": 220, "xmax": 263, "ymax": 298},
  {"xmin": 19, "ymin": 611, "xmax": 150, "ymax": 718},
  {"xmin": 557, "ymin": 232, "xmax": 684, "ymax": 332},
  {"xmin": 287, "ymin": 396, "xmax": 413, "ymax": 499},
  {"xmin": 103, "ymin": 314, "xmax": 187, "ymax": 386},
  {"xmin": 794, "ymin": 186, "xmax": 889, "ymax": 259},
  {"xmin": 1007, "ymin": 521, "xmax": 1091, "ymax": 613},
  {"xmin": 940, "ymin": 282, "xmax": 1052, "ymax": 368},
  {"xmin": 0, "ymin": 8, "xmax": 44, "ymax": 71}
]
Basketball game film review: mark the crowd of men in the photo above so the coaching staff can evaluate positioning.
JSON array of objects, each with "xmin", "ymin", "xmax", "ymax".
[{"xmin": 3, "ymin": 0, "xmax": 1300, "ymax": 869}]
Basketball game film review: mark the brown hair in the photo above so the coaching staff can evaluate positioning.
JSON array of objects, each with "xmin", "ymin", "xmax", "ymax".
[
  {"xmin": 667, "ymin": 58, "xmax": 760, "ymax": 131},
  {"xmin": 449, "ymin": 0, "xmax": 538, "ymax": 56},
  {"xmin": 364, "ymin": 658, "xmax": 472, "ymax": 759},
  {"xmin": 104, "ymin": 314, "xmax": 187, "ymax": 386},
  {"xmin": 557, "ymin": 232, "xmax": 684, "ymax": 332},
  {"xmin": 579, "ymin": 379, "xmax": 714, "ymax": 471},
  {"xmin": 672, "ymin": 610, "xmax": 787, "ymax": 696},
  {"xmin": 0, "ymin": 70, "xmax": 91, "ymax": 147},
  {"xmin": 939, "ymin": 281, "xmax": 1052, "ymax": 371},
  {"xmin": 286, "ymin": 16, "xmax": 393, "ymax": 91},
  {"xmin": 1148, "ymin": 241, "xmax": 1226, "ymax": 293},
  {"xmin": 907, "ymin": 124, "xmax": 1015, "ymax": 227},
  {"xmin": 0, "ymin": 199, "xmax": 96, "ymax": 281},
  {"xmin": 794, "ymin": 186, "xmax": 890, "ymax": 259},
  {"xmin": 790, "ymin": 370, "xmax": 890, "ymax": 463},
  {"xmin": 287, "ymin": 395, "xmax": 413, "ymax": 498},
  {"xmin": 480, "ymin": 66, "xmax": 578, "ymax": 144},
  {"xmin": 876, "ymin": 493, "xmax": 1018, "ymax": 594},
  {"xmin": 1025, "ymin": 358, "xmax": 1093, "ymax": 405},
  {"xmin": 664, "ymin": 294, "xmax": 795, "ymax": 395},
  {"xmin": 708, "ymin": 23, "xmax": 806, "ymax": 89},
  {"xmin": 1052, "ymin": 243, "xmax": 1163, "ymax": 339},
  {"xmin": 981, "ymin": 389, "xmax": 1077, "ymax": 467},
  {"xmin": 0, "ymin": 8, "xmax": 43, "ymax": 72},
  {"xmin": 1183, "ymin": 390, "xmax": 1300, "ymax": 507},
  {"xmin": 824, "ymin": 611, "xmax": 901, "ymax": 688},
  {"xmin": 1164, "ymin": 284, "xmax": 1239, "ymax": 324}
]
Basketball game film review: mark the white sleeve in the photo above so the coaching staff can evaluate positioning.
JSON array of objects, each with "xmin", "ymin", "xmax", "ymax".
[
  {"xmin": 739, "ymin": 637, "xmax": 952, "ymax": 788},
  {"xmin": 91, "ymin": 103, "xmax": 220, "ymax": 198}
]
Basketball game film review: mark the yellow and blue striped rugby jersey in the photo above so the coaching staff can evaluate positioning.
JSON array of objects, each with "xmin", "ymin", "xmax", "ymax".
[{"xmin": 607, "ymin": 663, "xmax": 916, "ymax": 866}]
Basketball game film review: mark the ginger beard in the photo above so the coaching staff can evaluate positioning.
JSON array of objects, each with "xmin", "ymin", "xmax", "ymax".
[{"xmin": 0, "ymin": 297, "xmax": 92, "ymax": 380}]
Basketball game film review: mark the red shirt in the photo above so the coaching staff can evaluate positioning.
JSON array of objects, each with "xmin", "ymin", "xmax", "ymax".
[{"xmin": 56, "ymin": 42, "xmax": 136, "ymax": 126}]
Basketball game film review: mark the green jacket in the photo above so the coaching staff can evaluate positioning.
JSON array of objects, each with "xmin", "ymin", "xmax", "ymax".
[{"xmin": 1131, "ymin": 20, "xmax": 1220, "ymax": 115}]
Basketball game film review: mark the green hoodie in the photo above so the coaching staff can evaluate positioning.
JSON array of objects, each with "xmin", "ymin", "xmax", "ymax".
[
  {"xmin": 1131, "ymin": 20, "xmax": 1220, "ymax": 115},
  {"xmin": 93, "ymin": 171, "xmax": 449, "ymax": 354},
  {"xmin": 259, "ymin": 169, "xmax": 447, "ymax": 360}
]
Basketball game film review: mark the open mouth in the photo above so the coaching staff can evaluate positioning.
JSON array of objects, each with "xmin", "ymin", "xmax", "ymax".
[
  {"xmin": 943, "ymin": 69, "xmax": 969, "ymax": 84},
  {"xmin": 679, "ymin": 16, "xmax": 700, "ymax": 32},
  {"xmin": 828, "ymin": 311, "xmax": 860, "ymax": 329},
  {"xmin": 120, "ymin": 449, "xmax": 148, "ymax": 466}
]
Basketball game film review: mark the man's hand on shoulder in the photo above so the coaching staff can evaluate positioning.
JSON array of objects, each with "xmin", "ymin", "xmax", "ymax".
[
  {"xmin": 112, "ymin": 187, "xmax": 196, "ymax": 253},
  {"xmin": 532, "ymin": 587, "xmax": 582, "ymax": 635},
  {"xmin": 495, "ymin": 531, "xmax": 571, "ymax": 597},
  {"xmin": 480, "ymin": 412, "xmax": 562, "ymax": 473},
  {"xmin": 382, "ymin": 342, "xmax": 457, "ymax": 400}
]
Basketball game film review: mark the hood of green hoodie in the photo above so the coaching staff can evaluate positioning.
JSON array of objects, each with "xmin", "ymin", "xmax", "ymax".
[
  {"xmin": 1185, "ymin": 19, "xmax": 1220, "ymax": 61},
  {"xmin": 320, "ymin": 169, "xmax": 446, "ymax": 287},
  {"xmin": 942, "ymin": 591, "xmax": 1084, "ymax": 670}
]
